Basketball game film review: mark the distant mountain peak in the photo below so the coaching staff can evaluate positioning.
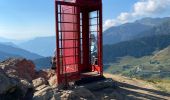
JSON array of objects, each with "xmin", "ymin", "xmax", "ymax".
[
  {"xmin": 135, "ymin": 17, "xmax": 170, "ymax": 27},
  {"xmin": 103, "ymin": 17, "xmax": 170, "ymax": 45},
  {"xmin": 18, "ymin": 36, "xmax": 56, "ymax": 57},
  {"xmin": 0, "ymin": 43, "xmax": 43, "ymax": 61}
]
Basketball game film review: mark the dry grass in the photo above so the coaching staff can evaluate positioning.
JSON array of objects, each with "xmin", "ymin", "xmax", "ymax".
[{"xmin": 155, "ymin": 79, "xmax": 170, "ymax": 93}]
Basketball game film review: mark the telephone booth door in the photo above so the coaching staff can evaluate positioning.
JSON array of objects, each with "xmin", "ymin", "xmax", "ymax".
[{"xmin": 55, "ymin": 1, "xmax": 81, "ymax": 84}]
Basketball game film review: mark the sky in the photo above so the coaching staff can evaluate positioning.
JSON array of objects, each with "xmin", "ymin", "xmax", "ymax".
[{"xmin": 0, "ymin": 0, "xmax": 170, "ymax": 40}]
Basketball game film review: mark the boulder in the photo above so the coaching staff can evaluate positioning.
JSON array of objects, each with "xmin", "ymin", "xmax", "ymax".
[
  {"xmin": 35, "ymin": 70, "xmax": 48, "ymax": 80},
  {"xmin": 0, "ymin": 58, "xmax": 36, "ymax": 81},
  {"xmin": 48, "ymin": 75, "xmax": 57, "ymax": 88},
  {"xmin": 35, "ymin": 69, "xmax": 57, "ymax": 88},
  {"xmin": 35, "ymin": 84, "xmax": 48, "ymax": 91},
  {"xmin": 33, "ymin": 87, "xmax": 96, "ymax": 100},
  {"xmin": 36, "ymin": 69, "xmax": 56, "ymax": 80},
  {"xmin": 0, "ymin": 69, "xmax": 17, "ymax": 94},
  {"xmin": 0, "ymin": 58, "xmax": 35, "ymax": 99},
  {"xmin": 0, "ymin": 69, "xmax": 28, "ymax": 100},
  {"xmin": 33, "ymin": 86, "xmax": 54, "ymax": 100},
  {"xmin": 68, "ymin": 87, "xmax": 96, "ymax": 100},
  {"xmin": 32, "ymin": 77, "xmax": 48, "ymax": 88},
  {"xmin": 19, "ymin": 79, "xmax": 33, "ymax": 95}
]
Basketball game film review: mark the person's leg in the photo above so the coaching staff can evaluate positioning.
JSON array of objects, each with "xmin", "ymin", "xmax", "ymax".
[
  {"xmin": 51, "ymin": 62, "xmax": 56, "ymax": 70},
  {"xmin": 51, "ymin": 57, "xmax": 56, "ymax": 70}
]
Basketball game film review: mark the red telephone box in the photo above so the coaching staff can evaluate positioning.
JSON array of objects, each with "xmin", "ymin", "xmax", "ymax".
[{"xmin": 55, "ymin": 0, "xmax": 103, "ymax": 85}]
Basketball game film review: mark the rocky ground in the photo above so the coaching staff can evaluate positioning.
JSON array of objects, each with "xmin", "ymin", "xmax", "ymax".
[{"xmin": 0, "ymin": 58, "xmax": 170, "ymax": 100}]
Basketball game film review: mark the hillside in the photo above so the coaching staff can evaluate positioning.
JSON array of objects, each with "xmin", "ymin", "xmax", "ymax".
[
  {"xmin": 18, "ymin": 36, "xmax": 55, "ymax": 57},
  {"xmin": 0, "ymin": 37, "xmax": 15, "ymax": 43},
  {"xmin": 135, "ymin": 17, "xmax": 170, "ymax": 26},
  {"xmin": 0, "ymin": 37, "xmax": 24, "ymax": 44},
  {"xmin": 105, "ymin": 53, "xmax": 170, "ymax": 95},
  {"xmin": 105, "ymin": 44, "xmax": 170, "ymax": 79},
  {"xmin": 33, "ymin": 57, "xmax": 52, "ymax": 70},
  {"xmin": 136, "ymin": 19, "xmax": 170, "ymax": 38},
  {"xmin": 103, "ymin": 17, "xmax": 170, "ymax": 44},
  {"xmin": 103, "ymin": 22, "xmax": 152, "ymax": 44},
  {"xmin": 0, "ymin": 51, "xmax": 21, "ymax": 61},
  {"xmin": 0, "ymin": 42, "xmax": 18, "ymax": 48},
  {"xmin": 152, "ymin": 46, "xmax": 170, "ymax": 61},
  {"xmin": 103, "ymin": 17, "xmax": 170, "ymax": 79},
  {"xmin": 103, "ymin": 34, "xmax": 170, "ymax": 63},
  {"xmin": 105, "ymin": 46, "xmax": 170, "ymax": 93},
  {"xmin": 0, "ymin": 43, "xmax": 43, "ymax": 60}
]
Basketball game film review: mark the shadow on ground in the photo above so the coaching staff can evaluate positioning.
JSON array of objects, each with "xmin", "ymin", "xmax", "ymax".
[{"xmin": 91, "ymin": 79, "xmax": 170, "ymax": 100}]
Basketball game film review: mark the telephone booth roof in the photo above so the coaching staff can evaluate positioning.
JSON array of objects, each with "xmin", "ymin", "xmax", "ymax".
[
  {"xmin": 58, "ymin": 0, "xmax": 102, "ymax": 11},
  {"xmin": 59, "ymin": 0, "xmax": 102, "ymax": 3}
]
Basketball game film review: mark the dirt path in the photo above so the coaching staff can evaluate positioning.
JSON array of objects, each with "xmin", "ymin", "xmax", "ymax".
[{"xmin": 90, "ymin": 74, "xmax": 170, "ymax": 100}]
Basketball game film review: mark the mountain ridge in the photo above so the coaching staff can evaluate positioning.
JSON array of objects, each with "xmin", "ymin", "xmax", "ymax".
[
  {"xmin": 18, "ymin": 36, "xmax": 55, "ymax": 57},
  {"xmin": 103, "ymin": 17, "xmax": 170, "ymax": 44},
  {"xmin": 103, "ymin": 34, "xmax": 170, "ymax": 63},
  {"xmin": 0, "ymin": 43, "xmax": 43, "ymax": 60}
]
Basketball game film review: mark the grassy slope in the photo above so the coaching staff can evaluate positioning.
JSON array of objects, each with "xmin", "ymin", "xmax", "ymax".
[
  {"xmin": 105, "ymin": 46, "xmax": 170, "ymax": 93},
  {"xmin": 105, "ymin": 45, "xmax": 170, "ymax": 76}
]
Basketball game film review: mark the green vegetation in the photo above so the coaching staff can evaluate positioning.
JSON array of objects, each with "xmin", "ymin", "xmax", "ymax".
[
  {"xmin": 105, "ymin": 46, "xmax": 170, "ymax": 93},
  {"xmin": 103, "ymin": 34, "xmax": 170, "ymax": 63},
  {"xmin": 105, "ymin": 53, "xmax": 170, "ymax": 79}
]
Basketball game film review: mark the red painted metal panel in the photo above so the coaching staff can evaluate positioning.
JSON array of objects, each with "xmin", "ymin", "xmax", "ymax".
[
  {"xmin": 61, "ymin": 4, "xmax": 79, "ymax": 73},
  {"xmin": 55, "ymin": 1, "xmax": 80, "ymax": 84}
]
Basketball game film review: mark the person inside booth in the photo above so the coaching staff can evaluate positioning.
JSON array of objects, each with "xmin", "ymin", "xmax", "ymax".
[
  {"xmin": 51, "ymin": 50, "xmax": 57, "ymax": 70},
  {"xmin": 90, "ymin": 34, "xmax": 98, "ymax": 65}
]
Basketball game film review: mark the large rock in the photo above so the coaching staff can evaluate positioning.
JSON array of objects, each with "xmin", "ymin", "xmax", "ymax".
[
  {"xmin": 32, "ymin": 77, "xmax": 48, "ymax": 88},
  {"xmin": 36, "ymin": 69, "xmax": 56, "ymax": 80},
  {"xmin": 35, "ymin": 69, "xmax": 57, "ymax": 88},
  {"xmin": 0, "ymin": 58, "xmax": 35, "ymax": 99},
  {"xmin": 48, "ymin": 75, "xmax": 57, "ymax": 88},
  {"xmin": 64, "ymin": 87, "xmax": 96, "ymax": 100},
  {"xmin": 0, "ymin": 58, "xmax": 36, "ymax": 81},
  {"xmin": 33, "ymin": 86, "xmax": 96, "ymax": 100},
  {"xmin": 33, "ymin": 85, "xmax": 55, "ymax": 100},
  {"xmin": 19, "ymin": 79, "xmax": 33, "ymax": 95},
  {"xmin": 35, "ymin": 84, "xmax": 48, "ymax": 91},
  {"xmin": 0, "ymin": 68, "xmax": 30, "ymax": 100},
  {"xmin": 0, "ymin": 69, "xmax": 17, "ymax": 94}
]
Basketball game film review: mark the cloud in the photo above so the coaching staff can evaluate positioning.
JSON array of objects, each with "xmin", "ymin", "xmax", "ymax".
[
  {"xmin": 104, "ymin": 0, "xmax": 170, "ymax": 30},
  {"xmin": 132, "ymin": 0, "xmax": 170, "ymax": 16},
  {"xmin": 103, "ymin": 19, "xmax": 116, "ymax": 30}
]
